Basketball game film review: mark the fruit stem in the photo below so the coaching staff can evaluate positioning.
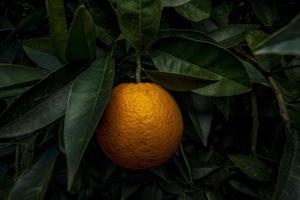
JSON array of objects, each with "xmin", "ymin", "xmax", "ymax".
[{"xmin": 136, "ymin": 52, "xmax": 142, "ymax": 83}]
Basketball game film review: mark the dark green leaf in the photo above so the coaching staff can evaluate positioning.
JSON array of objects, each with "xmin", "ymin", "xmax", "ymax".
[
  {"xmin": 213, "ymin": 97, "xmax": 231, "ymax": 121},
  {"xmin": 184, "ymin": 93, "xmax": 212, "ymax": 146},
  {"xmin": 157, "ymin": 29, "xmax": 215, "ymax": 43},
  {"xmin": 140, "ymin": 183, "xmax": 163, "ymax": 200},
  {"xmin": 121, "ymin": 183, "xmax": 140, "ymax": 200},
  {"xmin": 9, "ymin": 146, "xmax": 59, "ymax": 200},
  {"xmin": 249, "ymin": 0, "xmax": 278, "ymax": 26},
  {"xmin": 64, "ymin": 54, "xmax": 115, "ymax": 189},
  {"xmin": 241, "ymin": 60, "xmax": 270, "ymax": 87},
  {"xmin": 201, "ymin": 167, "xmax": 235, "ymax": 186},
  {"xmin": 0, "ymin": 64, "xmax": 48, "ymax": 91},
  {"xmin": 144, "ymin": 70, "xmax": 215, "ymax": 91},
  {"xmin": 175, "ymin": 0, "xmax": 211, "ymax": 22},
  {"xmin": 117, "ymin": 0, "xmax": 161, "ymax": 51},
  {"xmin": 209, "ymin": 24, "xmax": 259, "ymax": 48},
  {"xmin": 66, "ymin": 5, "xmax": 96, "ymax": 62},
  {"xmin": 150, "ymin": 37, "xmax": 251, "ymax": 96},
  {"xmin": 0, "ymin": 65, "xmax": 84, "ymax": 138},
  {"xmin": 273, "ymin": 128, "xmax": 300, "ymax": 200},
  {"xmin": 162, "ymin": 0, "xmax": 190, "ymax": 7},
  {"xmin": 23, "ymin": 38, "xmax": 63, "ymax": 70},
  {"xmin": 0, "ymin": 87, "xmax": 30, "ymax": 99},
  {"xmin": 228, "ymin": 154, "xmax": 271, "ymax": 181},
  {"xmin": 285, "ymin": 57, "xmax": 300, "ymax": 81},
  {"xmin": 46, "ymin": 0, "xmax": 68, "ymax": 62},
  {"xmin": 246, "ymin": 30, "xmax": 281, "ymax": 72},
  {"xmin": 228, "ymin": 179, "xmax": 259, "ymax": 197},
  {"xmin": 255, "ymin": 14, "xmax": 300, "ymax": 55},
  {"xmin": 92, "ymin": 9, "xmax": 119, "ymax": 46}
]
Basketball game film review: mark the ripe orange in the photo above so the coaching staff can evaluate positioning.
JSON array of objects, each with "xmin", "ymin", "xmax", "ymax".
[{"xmin": 97, "ymin": 83, "xmax": 183, "ymax": 169}]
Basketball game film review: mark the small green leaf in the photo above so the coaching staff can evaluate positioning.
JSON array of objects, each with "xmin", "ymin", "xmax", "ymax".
[
  {"xmin": 64, "ymin": 54, "xmax": 115, "ymax": 189},
  {"xmin": 184, "ymin": 93, "xmax": 212, "ymax": 146},
  {"xmin": 255, "ymin": 14, "xmax": 300, "ymax": 55},
  {"xmin": 66, "ymin": 5, "xmax": 96, "ymax": 62},
  {"xmin": 117, "ymin": 0, "xmax": 161, "ymax": 51},
  {"xmin": 162, "ymin": 0, "xmax": 190, "ymax": 7},
  {"xmin": 9, "ymin": 146, "xmax": 59, "ymax": 200},
  {"xmin": 140, "ymin": 183, "xmax": 163, "ymax": 200},
  {"xmin": 241, "ymin": 60, "xmax": 270, "ymax": 87},
  {"xmin": 46, "ymin": 0, "xmax": 68, "ymax": 62},
  {"xmin": 249, "ymin": 0, "xmax": 278, "ymax": 26},
  {"xmin": 246, "ymin": 30, "xmax": 281, "ymax": 72},
  {"xmin": 0, "ymin": 64, "xmax": 48, "ymax": 91},
  {"xmin": 228, "ymin": 154, "xmax": 271, "ymax": 181},
  {"xmin": 23, "ymin": 38, "xmax": 63, "ymax": 70},
  {"xmin": 209, "ymin": 24, "xmax": 259, "ymax": 48},
  {"xmin": 175, "ymin": 0, "xmax": 211, "ymax": 22}
]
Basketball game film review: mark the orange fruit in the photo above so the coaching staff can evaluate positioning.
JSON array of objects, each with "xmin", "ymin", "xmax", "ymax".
[{"xmin": 97, "ymin": 83, "xmax": 183, "ymax": 169}]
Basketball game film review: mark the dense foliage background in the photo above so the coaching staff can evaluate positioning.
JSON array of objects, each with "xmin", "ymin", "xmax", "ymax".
[{"xmin": 0, "ymin": 0, "xmax": 300, "ymax": 199}]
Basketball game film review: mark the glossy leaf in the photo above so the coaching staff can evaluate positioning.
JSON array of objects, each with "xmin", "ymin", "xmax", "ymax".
[
  {"xmin": 9, "ymin": 146, "xmax": 59, "ymax": 200},
  {"xmin": 246, "ymin": 30, "xmax": 281, "ymax": 72},
  {"xmin": 184, "ymin": 93, "xmax": 212, "ymax": 146},
  {"xmin": 273, "ymin": 128, "xmax": 300, "ymax": 199},
  {"xmin": 162, "ymin": 0, "xmax": 190, "ymax": 7},
  {"xmin": 209, "ymin": 24, "xmax": 258, "ymax": 48},
  {"xmin": 249, "ymin": 0, "xmax": 277, "ymax": 26},
  {"xmin": 255, "ymin": 14, "xmax": 300, "ymax": 55},
  {"xmin": 46, "ymin": 0, "xmax": 68, "ymax": 62},
  {"xmin": 23, "ymin": 38, "xmax": 63, "ymax": 70},
  {"xmin": 144, "ymin": 70, "xmax": 215, "ymax": 91},
  {"xmin": 0, "ymin": 64, "xmax": 48, "ymax": 91},
  {"xmin": 0, "ymin": 65, "xmax": 84, "ymax": 138},
  {"xmin": 228, "ymin": 154, "xmax": 271, "ymax": 181},
  {"xmin": 175, "ymin": 0, "xmax": 211, "ymax": 22},
  {"xmin": 116, "ymin": 0, "xmax": 161, "ymax": 51},
  {"xmin": 150, "ymin": 37, "xmax": 251, "ymax": 96},
  {"xmin": 64, "ymin": 55, "xmax": 115, "ymax": 189},
  {"xmin": 66, "ymin": 5, "xmax": 96, "ymax": 62}
]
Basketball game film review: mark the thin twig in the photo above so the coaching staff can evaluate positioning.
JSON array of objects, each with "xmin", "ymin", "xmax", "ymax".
[
  {"xmin": 268, "ymin": 76, "xmax": 291, "ymax": 131},
  {"xmin": 136, "ymin": 52, "xmax": 142, "ymax": 83}
]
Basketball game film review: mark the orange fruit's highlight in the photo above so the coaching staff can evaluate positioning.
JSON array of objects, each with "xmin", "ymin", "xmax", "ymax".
[{"xmin": 97, "ymin": 83, "xmax": 183, "ymax": 169}]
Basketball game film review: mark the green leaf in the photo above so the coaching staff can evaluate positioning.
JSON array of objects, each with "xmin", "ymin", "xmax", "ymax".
[
  {"xmin": 144, "ymin": 70, "xmax": 215, "ymax": 91},
  {"xmin": 249, "ymin": 0, "xmax": 278, "ymax": 26},
  {"xmin": 255, "ymin": 14, "xmax": 300, "ymax": 55},
  {"xmin": 0, "ymin": 87, "xmax": 30, "ymax": 99},
  {"xmin": 162, "ymin": 0, "xmax": 190, "ymax": 7},
  {"xmin": 273, "ymin": 128, "xmax": 300, "ymax": 199},
  {"xmin": 46, "ymin": 0, "xmax": 68, "ymax": 62},
  {"xmin": 64, "ymin": 54, "xmax": 115, "ymax": 189},
  {"xmin": 23, "ymin": 38, "xmax": 63, "ymax": 70},
  {"xmin": 241, "ymin": 60, "xmax": 270, "ymax": 87},
  {"xmin": 211, "ymin": 2, "xmax": 232, "ymax": 27},
  {"xmin": 9, "ymin": 146, "xmax": 59, "ymax": 200},
  {"xmin": 116, "ymin": 0, "xmax": 161, "ymax": 51},
  {"xmin": 157, "ymin": 29, "xmax": 215, "ymax": 43},
  {"xmin": 175, "ymin": 0, "xmax": 211, "ymax": 22},
  {"xmin": 228, "ymin": 154, "xmax": 271, "ymax": 181},
  {"xmin": 0, "ymin": 65, "xmax": 84, "ymax": 138},
  {"xmin": 150, "ymin": 37, "xmax": 251, "ymax": 96},
  {"xmin": 0, "ymin": 64, "xmax": 48, "ymax": 91},
  {"xmin": 92, "ymin": 9, "xmax": 119, "ymax": 46},
  {"xmin": 285, "ymin": 57, "xmax": 300, "ymax": 81},
  {"xmin": 201, "ymin": 166, "xmax": 235, "ymax": 186},
  {"xmin": 184, "ymin": 93, "xmax": 212, "ymax": 146},
  {"xmin": 66, "ymin": 5, "xmax": 96, "ymax": 62},
  {"xmin": 209, "ymin": 24, "xmax": 259, "ymax": 48},
  {"xmin": 246, "ymin": 30, "xmax": 281, "ymax": 72}
]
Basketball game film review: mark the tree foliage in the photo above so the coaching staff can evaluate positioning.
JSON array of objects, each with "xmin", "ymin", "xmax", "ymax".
[{"xmin": 0, "ymin": 0, "xmax": 299, "ymax": 199}]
